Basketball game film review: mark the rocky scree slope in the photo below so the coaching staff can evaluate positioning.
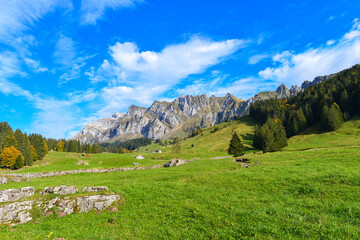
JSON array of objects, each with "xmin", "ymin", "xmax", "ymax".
[{"xmin": 73, "ymin": 73, "xmax": 336, "ymax": 144}]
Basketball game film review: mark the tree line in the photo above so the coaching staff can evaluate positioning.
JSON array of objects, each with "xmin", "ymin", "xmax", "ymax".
[
  {"xmin": 47, "ymin": 139, "xmax": 104, "ymax": 154},
  {"xmin": 0, "ymin": 122, "xmax": 48, "ymax": 169},
  {"xmin": 249, "ymin": 64, "xmax": 360, "ymax": 152},
  {"xmin": 100, "ymin": 137, "xmax": 153, "ymax": 153}
]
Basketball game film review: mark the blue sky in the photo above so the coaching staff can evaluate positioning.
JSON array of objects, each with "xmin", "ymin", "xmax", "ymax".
[{"xmin": 1, "ymin": 0, "xmax": 360, "ymax": 139}]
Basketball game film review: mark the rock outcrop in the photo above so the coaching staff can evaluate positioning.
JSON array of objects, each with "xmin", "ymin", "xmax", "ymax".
[
  {"xmin": 0, "ymin": 187, "xmax": 34, "ymax": 203},
  {"xmin": 164, "ymin": 159, "xmax": 187, "ymax": 167},
  {"xmin": 82, "ymin": 186, "xmax": 109, "ymax": 192},
  {"xmin": 41, "ymin": 186, "xmax": 78, "ymax": 195},
  {"xmin": 0, "ymin": 186, "xmax": 120, "ymax": 225},
  {"xmin": 76, "ymin": 195, "xmax": 120, "ymax": 213},
  {"xmin": 42, "ymin": 194, "xmax": 119, "ymax": 214},
  {"xmin": 0, "ymin": 176, "xmax": 7, "ymax": 185},
  {"xmin": 0, "ymin": 201, "xmax": 34, "ymax": 224}
]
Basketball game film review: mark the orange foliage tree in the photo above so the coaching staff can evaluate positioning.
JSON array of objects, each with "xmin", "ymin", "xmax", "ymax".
[{"xmin": 1, "ymin": 146, "xmax": 21, "ymax": 169}]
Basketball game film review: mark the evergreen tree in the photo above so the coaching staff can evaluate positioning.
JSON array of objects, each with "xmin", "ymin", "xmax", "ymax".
[
  {"xmin": 227, "ymin": 132, "xmax": 244, "ymax": 157},
  {"xmin": 91, "ymin": 142, "xmax": 103, "ymax": 153},
  {"xmin": 191, "ymin": 129, "xmax": 196, "ymax": 137},
  {"xmin": 13, "ymin": 154, "xmax": 24, "ymax": 169},
  {"xmin": 0, "ymin": 121, "xmax": 13, "ymax": 153},
  {"xmin": 85, "ymin": 144, "xmax": 91, "ymax": 154},
  {"xmin": 14, "ymin": 130, "xmax": 32, "ymax": 166},
  {"xmin": 29, "ymin": 134, "xmax": 46, "ymax": 160},
  {"xmin": 172, "ymin": 137, "xmax": 181, "ymax": 154},
  {"xmin": 1, "ymin": 135, "xmax": 18, "ymax": 149},
  {"xmin": 253, "ymin": 126, "xmax": 262, "ymax": 149},
  {"xmin": 254, "ymin": 118, "xmax": 287, "ymax": 152},
  {"xmin": 23, "ymin": 134, "xmax": 33, "ymax": 166},
  {"xmin": 44, "ymin": 139, "xmax": 49, "ymax": 154},
  {"xmin": 321, "ymin": 103, "xmax": 344, "ymax": 131}
]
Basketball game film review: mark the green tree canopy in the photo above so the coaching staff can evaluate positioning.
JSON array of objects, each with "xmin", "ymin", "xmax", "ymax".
[{"xmin": 228, "ymin": 132, "xmax": 244, "ymax": 157}]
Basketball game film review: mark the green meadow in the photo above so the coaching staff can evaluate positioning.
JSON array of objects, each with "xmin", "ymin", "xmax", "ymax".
[{"xmin": 0, "ymin": 116, "xmax": 360, "ymax": 239}]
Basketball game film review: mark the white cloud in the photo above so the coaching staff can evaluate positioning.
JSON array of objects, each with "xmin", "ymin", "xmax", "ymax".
[
  {"xmin": 258, "ymin": 19, "xmax": 360, "ymax": 86},
  {"xmin": 326, "ymin": 40, "xmax": 336, "ymax": 46},
  {"xmin": 90, "ymin": 36, "xmax": 245, "ymax": 85},
  {"xmin": 327, "ymin": 16, "xmax": 336, "ymax": 22},
  {"xmin": 30, "ymin": 90, "xmax": 98, "ymax": 139},
  {"xmin": 0, "ymin": 49, "xmax": 97, "ymax": 138},
  {"xmin": 24, "ymin": 58, "xmax": 48, "ymax": 73},
  {"xmin": 248, "ymin": 54, "xmax": 270, "ymax": 64},
  {"xmin": 0, "ymin": 0, "xmax": 72, "ymax": 46},
  {"xmin": 53, "ymin": 35, "xmax": 95, "ymax": 84},
  {"xmin": 88, "ymin": 36, "xmax": 246, "ymax": 116},
  {"xmin": 174, "ymin": 74, "xmax": 273, "ymax": 101},
  {"xmin": 80, "ymin": 0, "xmax": 142, "ymax": 25},
  {"xmin": 97, "ymin": 85, "xmax": 168, "ymax": 118},
  {"xmin": 343, "ymin": 18, "xmax": 360, "ymax": 41},
  {"xmin": 53, "ymin": 36, "xmax": 76, "ymax": 66}
]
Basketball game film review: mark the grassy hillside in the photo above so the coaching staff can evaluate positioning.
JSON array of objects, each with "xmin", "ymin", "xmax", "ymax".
[
  {"xmin": 286, "ymin": 114, "xmax": 360, "ymax": 151},
  {"xmin": 2, "ymin": 152, "xmax": 168, "ymax": 174},
  {"xmin": 0, "ymin": 116, "xmax": 359, "ymax": 239},
  {"xmin": 139, "ymin": 115, "xmax": 257, "ymax": 159}
]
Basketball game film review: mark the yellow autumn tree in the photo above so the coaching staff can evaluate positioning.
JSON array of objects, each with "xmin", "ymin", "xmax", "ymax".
[
  {"xmin": 1, "ymin": 146, "xmax": 21, "ymax": 169},
  {"xmin": 30, "ymin": 145, "xmax": 38, "ymax": 161},
  {"xmin": 57, "ymin": 142, "xmax": 64, "ymax": 152},
  {"xmin": 43, "ymin": 139, "xmax": 49, "ymax": 154}
]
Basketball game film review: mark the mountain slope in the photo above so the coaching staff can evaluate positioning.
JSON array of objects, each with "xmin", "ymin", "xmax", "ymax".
[{"xmin": 73, "ymin": 72, "xmax": 337, "ymax": 144}]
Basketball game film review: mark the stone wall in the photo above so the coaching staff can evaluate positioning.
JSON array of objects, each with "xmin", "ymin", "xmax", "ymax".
[
  {"xmin": 0, "ymin": 159, "xmax": 196, "ymax": 184},
  {"xmin": 0, "ymin": 185, "xmax": 119, "ymax": 225}
]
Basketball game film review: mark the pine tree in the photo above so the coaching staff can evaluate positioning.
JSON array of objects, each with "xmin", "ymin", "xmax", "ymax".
[
  {"xmin": 253, "ymin": 126, "xmax": 262, "ymax": 149},
  {"xmin": 14, "ymin": 130, "xmax": 32, "ymax": 166},
  {"xmin": 227, "ymin": 132, "xmax": 244, "ymax": 157},
  {"xmin": 85, "ymin": 144, "xmax": 91, "ymax": 154},
  {"xmin": 1, "ymin": 135, "xmax": 18, "ymax": 149},
  {"xmin": 13, "ymin": 154, "xmax": 24, "ymax": 169},
  {"xmin": 29, "ymin": 134, "xmax": 46, "ymax": 160},
  {"xmin": 23, "ymin": 134, "xmax": 33, "ymax": 166},
  {"xmin": 254, "ymin": 118, "xmax": 287, "ymax": 152},
  {"xmin": 0, "ymin": 121, "xmax": 14, "ymax": 153},
  {"xmin": 321, "ymin": 103, "xmax": 344, "ymax": 131},
  {"xmin": 172, "ymin": 137, "xmax": 181, "ymax": 154}
]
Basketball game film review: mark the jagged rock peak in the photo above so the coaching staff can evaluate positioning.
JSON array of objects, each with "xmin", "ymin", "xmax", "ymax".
[
  {"xmin": 226, "ymin": 93, "xmax": 244, "ymax": 102},
  {"xmin": 111, "ymin": 111, "xmax": 123, "ymax": 119},
  {"xmin": 301, "ymin": 73, "xmax": 337, "ymax": 89},
  {"xmin": 276, "ymin": 83, "xmax": 288, "ymax": 92},
  {"xmin": 126, "ymin": 105, "xmax": 147, "ymax": 117}
]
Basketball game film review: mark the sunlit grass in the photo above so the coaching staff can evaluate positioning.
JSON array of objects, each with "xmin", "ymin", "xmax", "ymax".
[{"xmin": 0, "ymin": 115, "xmax": 359, "ymax": 239}]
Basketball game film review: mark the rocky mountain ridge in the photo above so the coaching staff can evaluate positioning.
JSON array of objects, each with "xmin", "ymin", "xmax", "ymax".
[{"xmin": 73, "ymin": 73, "xmax": 336, "ymax": 144}]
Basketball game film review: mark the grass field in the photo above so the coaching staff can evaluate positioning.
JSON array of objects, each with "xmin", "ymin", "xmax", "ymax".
[{"xmin": 0, "ymin": 116, "xmax": 359, "ymax": 239}]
